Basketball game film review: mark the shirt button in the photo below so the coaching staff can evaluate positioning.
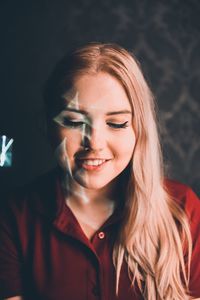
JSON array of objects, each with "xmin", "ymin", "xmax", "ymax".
[{"xmin": 98, "ymin": 231, "xmax": 105, "ymax": 239}]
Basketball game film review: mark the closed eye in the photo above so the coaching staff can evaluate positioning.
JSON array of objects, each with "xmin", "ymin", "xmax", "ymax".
[
  {"xmin": 62, "ymin": 119, "xmax": 85, "ymax": 128},
  {"xmin": 57, "ymin": 118, "xmax": 129, "ymax": 129},
  {"xmin": 107, "ymin": 121, "xmax": 129, "ymax": 129}
]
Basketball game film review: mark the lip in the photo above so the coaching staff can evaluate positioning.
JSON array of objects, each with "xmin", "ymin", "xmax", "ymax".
[
  {"xmin": 76, "ymin": 157, "xmax": 110, "ymax": 160},
  {"xmin": 75, "ymin": 158, "xmax": 110, "ymax": 171}
]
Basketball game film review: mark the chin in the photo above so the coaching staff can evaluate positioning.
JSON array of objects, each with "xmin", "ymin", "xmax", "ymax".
[
  {"xmin": 73, "ymin": 173, "xmax": 111, "ymax": 190},
  {"xmin": 76, "ymin": 179, "xmax": 109, "ymax": 190}
]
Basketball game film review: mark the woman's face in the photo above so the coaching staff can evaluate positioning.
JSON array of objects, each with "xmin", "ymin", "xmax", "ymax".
[{"xmin": 53, "ymin": 72, "xmax": 136, "ymax": 191}]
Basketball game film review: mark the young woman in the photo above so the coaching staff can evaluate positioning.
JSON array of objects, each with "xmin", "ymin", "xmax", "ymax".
[{"xmin": 0, "ymin": 43, "xmax": 200, "ymax": 300}]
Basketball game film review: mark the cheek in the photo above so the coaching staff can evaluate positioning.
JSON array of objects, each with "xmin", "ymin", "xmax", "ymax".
[
  {"xmin": 115, "ymin": 131, "xmax": 136, "ymax": 158},
  {"xmin": 54, "ymin": 131, "xmax": 82, "ymax": 171},
  {"xmin": 55, "ymin": 128, "xmax": 82, "ymax": 148},
  {"xmin": 63, "ymin": 131, "xmax": 82, "ymax": 156}
]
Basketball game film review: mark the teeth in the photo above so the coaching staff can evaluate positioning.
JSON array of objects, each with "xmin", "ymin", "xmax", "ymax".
[{"xmin": 82, "ymin": 159, "xmax": 106, "ymax": 166}]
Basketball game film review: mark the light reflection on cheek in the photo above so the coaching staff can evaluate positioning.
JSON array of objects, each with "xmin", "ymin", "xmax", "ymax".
[
  {"xmin": 81, "ymin": 123, "xmax": 87, "ymax": 145},
  {"xmin": 54, "ymin": 136, "xmax": 91, "ymax": 204},
  {"xmin": 54, "ymin": 134, "xmax": 90, "ymax": 183}
]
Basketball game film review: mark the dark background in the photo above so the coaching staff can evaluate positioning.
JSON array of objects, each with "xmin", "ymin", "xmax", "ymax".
[{"xmin": 0, "ymin": 0, "xmax": 200, "ymax": 197}]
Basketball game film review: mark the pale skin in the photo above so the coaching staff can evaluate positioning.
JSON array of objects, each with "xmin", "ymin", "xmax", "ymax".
[{"xmin": 53, "ymin": 72, "xmax": 136, "ymax": 240}]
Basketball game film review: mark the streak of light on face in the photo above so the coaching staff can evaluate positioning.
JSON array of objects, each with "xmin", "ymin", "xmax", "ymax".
[
  {"xmin": 54, "ymin": 137, "xmax": 91, "ymax": 204},
  {"xmin": 62, "ymin": 89, "xmax": 80, "ymax": 110},
  {"xmin": 53, "ymin": 93, "xmax": 112, "ymax": 205},
  {"xmin": 52, "ymin": 72, "xmax": 136, "ymax": 206}
]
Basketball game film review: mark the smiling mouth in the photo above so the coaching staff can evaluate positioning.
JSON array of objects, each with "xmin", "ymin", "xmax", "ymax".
[{"xmin": 76, "ymin": 159, "xmax": 110, "ymax": 170}]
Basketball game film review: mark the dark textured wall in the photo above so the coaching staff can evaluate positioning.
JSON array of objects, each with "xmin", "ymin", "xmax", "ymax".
[{"xmin": 0, "ymin": 0, "xmax": 200, "ymax": 195}]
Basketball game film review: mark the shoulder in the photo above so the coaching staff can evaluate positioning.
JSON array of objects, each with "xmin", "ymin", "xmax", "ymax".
[
  {"xmin": 164, "ymin": 179, "xmax": 200, "ymax": 247},
  {"xmin": 0, "ymin": 168, "xmax": 59, "ymax": 222},
  {"xmin": 165, "ymin": 179, "xmax": 200, "ymax": 297},
  {"xmin": 164, "ymin": 178, "xmax": 199, "ymax": 202},
  {"xmin": 164, "ymin": 178, "xmax": 200, "ymax": 221}
]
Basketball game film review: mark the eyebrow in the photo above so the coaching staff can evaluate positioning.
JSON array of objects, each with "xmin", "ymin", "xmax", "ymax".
[
  {"xmin": 106, "ymin": 110, "xmax": 132, "ymax": 116},
  {"xmin": 63, "ymin": 108, "xmax": 132, "ymax": 115}
]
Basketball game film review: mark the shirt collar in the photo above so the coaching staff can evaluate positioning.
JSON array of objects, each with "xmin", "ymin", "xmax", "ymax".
[{"xmin": 33, "ymin": 168, "xmax": 123, "ymax": 229}]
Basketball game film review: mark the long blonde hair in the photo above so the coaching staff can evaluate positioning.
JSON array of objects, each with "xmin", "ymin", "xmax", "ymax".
[{"xmin": 45, "ymin": 42, "xmax": 193, "ymax": 299}]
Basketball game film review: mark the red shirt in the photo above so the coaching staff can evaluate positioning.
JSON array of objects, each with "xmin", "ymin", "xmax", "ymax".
[{"xmin": 0, "ymin": 169, "xmax": 200, "ymax": 300}]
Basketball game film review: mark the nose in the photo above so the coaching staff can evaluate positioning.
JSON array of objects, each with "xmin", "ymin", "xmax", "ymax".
[{"xmin": 81, "ymin": 124, "xmax": 105, "ymax": 151}]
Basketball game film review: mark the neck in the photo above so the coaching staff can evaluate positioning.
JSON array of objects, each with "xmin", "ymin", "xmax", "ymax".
[{"xmin": 59, "ymin": 171, "xmax": 126, "ymax": 240}]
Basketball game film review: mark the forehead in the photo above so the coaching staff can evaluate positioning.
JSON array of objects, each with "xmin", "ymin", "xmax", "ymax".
[{"xmin": 62, "ymin": 72, "xmax": 132, "ymax": 114}]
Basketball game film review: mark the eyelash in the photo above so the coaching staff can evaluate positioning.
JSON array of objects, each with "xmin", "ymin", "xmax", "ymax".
[
  {"xmin": 61, "ymin": 119, "xmax": 129, "ymax": 129},
  {"xmin": 108, "ymin": 121, "xmax": 128, "ymax": 129},
  {"xmin": 62, "ymin": 119, "xmax": 84, "ymax": 128}
]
